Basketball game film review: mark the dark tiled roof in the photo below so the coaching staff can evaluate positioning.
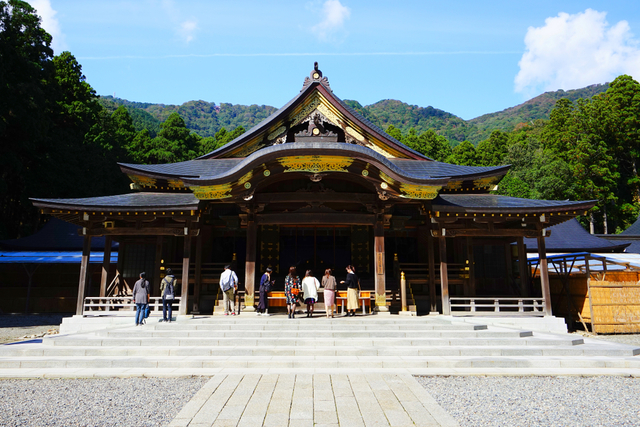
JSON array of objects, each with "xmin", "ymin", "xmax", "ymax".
[
  {"xmin": 198, "ymin": 80, "xmax": 429, "ymax": 160},
  {"xmin": 433, "ymin": 194, "xmax": 595, "ymax": 212},
  {"xmin": 523, "ymin": 219, "xmax": 630, "ymax": 253},
  {"xmin": 390, "ymin": 159, "xmax": 508, "ymax": 179},
  {"xmin": 0, "ymin": 218, "xmax": 118, "ymax": 251},
  {"xmin": 623, "ymin": 241, "xmax": 640, "ymax": 254},
  {"xmin": 119, "ymin": 159, "xmax": 242, "ymax": 178},
  {"xmin": 620, "ymin": 216, "xmax": 640, "ymax": 236},
  {"xmin": 31, "ymin": 193, "xmax": 200, "ymax": 211},
  {"xmin": 120, "ymin": 143, "xmax": 509, "ymax": 186}
]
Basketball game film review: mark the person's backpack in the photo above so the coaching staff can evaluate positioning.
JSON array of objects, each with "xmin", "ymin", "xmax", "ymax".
[{"xmin": 163, "ymin": 277, "xmax": 175, "ymax": 300}]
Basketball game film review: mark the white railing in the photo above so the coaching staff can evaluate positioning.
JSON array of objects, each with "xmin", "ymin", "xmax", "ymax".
[
  {"xmin": 83, "ymin": 296, "xmax": 181, "ymax": 316},
  {"xmin": 449, "ymin": 297, "xmax": 546, "ymax": 316}
]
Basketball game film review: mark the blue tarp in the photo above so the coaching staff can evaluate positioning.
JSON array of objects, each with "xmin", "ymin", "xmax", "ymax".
[{"xmin": 0, "ymin": 251, "xmax": 118, "ymax": 264}]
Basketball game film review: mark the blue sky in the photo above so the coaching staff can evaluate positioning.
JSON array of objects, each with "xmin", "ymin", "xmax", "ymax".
[{"xmin": 28, "ymin": 0, "xmax": 640, "ymax": 120}]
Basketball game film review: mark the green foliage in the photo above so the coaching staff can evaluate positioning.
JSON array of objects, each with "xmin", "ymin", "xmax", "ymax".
[
  {"xmin": 447, "ymin": 141, "xmax": 478, "ymax": 166},
  {"xmin": 145, "ymin": 112, "xmax": 201, "ymax": 164},
  {"xmin": 201, "ymin": 126, "xmax": 246, "ymax": 155},
  {"xmin": 476, "ymin": 130, "xmax": 509, "ymax": 166}
]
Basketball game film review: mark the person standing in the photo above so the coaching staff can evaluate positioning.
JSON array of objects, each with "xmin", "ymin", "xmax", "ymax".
[
  {"xmin": 220, "ymin": 265, "xmax": 238, "ymax": 316},
  {"xmin": 340, "ymin": 265, "xmax": 360, "ymax": 317},
  {"xmin": 160, "ymin": 268, "xmax": 177, "ymax": 322},
  {"xmin": 257, "ymin": 267, "xmax": 274, "ymax": 316},
  {"xmin": 301, "ymin": 270, "xmax": 320, "ymax": 318},
  {"xmin": 132, "ymin": 272, "xmax": 150, "ymax": 326},
  {"xmin": 284, "ymin": 266, "xmax": 300, "ymax": 319},
  {"xmin": 322, "ymin": 268, "xmax": 337, "ymax": 318}
]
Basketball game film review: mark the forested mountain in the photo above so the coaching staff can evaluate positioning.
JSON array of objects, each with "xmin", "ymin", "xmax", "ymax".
[
  {"xmin": 101, "ymin": 85, "xmax": 609, "ymax": 145},
  {"xmin": 99, "ymin": 96, "xmax": 277, "ymax": 139}
]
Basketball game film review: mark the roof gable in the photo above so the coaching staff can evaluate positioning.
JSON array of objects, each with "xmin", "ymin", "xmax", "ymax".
[{"xmin": 200, "ymin": 63, "xmax": 429, "ymax": 161}]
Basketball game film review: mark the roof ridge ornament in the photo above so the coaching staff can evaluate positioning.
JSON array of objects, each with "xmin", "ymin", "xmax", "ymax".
[{"xmin": 301, "ymin": 61, "xmax": 332, "ymax": 92}]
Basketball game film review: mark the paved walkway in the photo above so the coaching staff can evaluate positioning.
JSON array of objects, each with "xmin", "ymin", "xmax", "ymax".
[{"xmin": 168, "ymin": 373, "xmax": 458, "ymax": 427}]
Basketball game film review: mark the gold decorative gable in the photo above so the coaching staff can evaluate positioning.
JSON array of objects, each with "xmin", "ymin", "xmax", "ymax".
[
  {"xmin": 399, "ymin": 183, "xmax": 441, "ymax": 200},
  {"xmin": 278, "ymin": 155, "xmax": 353, "ymax": 173},
  {"xmin": 191, "ymin": 183, "xmax": 233, "ymax": 200}
]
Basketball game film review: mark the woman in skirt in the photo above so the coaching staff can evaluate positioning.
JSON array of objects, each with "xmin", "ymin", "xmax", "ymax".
[
  {"xmin": 322, "ymin": 268, "xmax": 337, "ymax": 318},
  {"xmin": 284, "ymin": 266, "xmax": 300, "ymax": 319},
  {"xmin": 301, "ymin": 270, "xmax": 320, "ymax": 318},
  {"xmin": 341, "ymin": 265, "xmax": 359, "ymax": 317}
]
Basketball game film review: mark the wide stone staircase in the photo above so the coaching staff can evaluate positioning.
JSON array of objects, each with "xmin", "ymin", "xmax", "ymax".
[{"xmin": 1, "ymin": 315, "xmax": 640, "ymax": 376}]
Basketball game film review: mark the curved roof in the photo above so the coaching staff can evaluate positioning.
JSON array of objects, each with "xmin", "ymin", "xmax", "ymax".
[
  {"xmin": 119, "ymin": 143, "xmax": 508, "ymax": 187},
  {"xmin": 198, "ymin": 76, "xmax": 430, "ymax": 161},
  {"xmin": 523, "ymin": 218, "xmax": 630, "ymax": 253},
  {"xmin": 432, "ymin": 194, "xmax": 596, "ymax": 213},
  {"xmin": 620, "ymin": 216, "xmax": 640, "ymax": 236},
  {"xmin": 31, "ymin": 193, "xmax": 200, "ymax": 212}
]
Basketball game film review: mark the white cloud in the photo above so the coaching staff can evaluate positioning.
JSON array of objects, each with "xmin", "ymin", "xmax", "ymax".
[
  {"xmin": 178, "ymin": 20, "xmax": 198, "ymax": 43},
  {"xmin": 28, "ymin": 0, "xmax": 67, "ymax": 52},
  {"xmin": 311, "ymin": 0, "xmax": 351, "ymax": 42},
  {"xmin": 515, "ymin": 9, "xmax": 640, "ymax": 96}
]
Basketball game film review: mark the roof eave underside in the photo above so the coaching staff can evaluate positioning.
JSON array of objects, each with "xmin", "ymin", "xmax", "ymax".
[{"xmin": 432, "ymin": 194, "xmax": 597, "ymax": 214}]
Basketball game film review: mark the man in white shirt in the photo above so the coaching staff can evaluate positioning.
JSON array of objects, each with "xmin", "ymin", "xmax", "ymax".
[{"xmin": 219, "ymin": 265, "xmax": 238, "ymax": 315}]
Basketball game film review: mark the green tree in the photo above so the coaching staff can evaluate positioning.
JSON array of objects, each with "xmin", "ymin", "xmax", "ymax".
[
  {"xmin": 447, "ymin": 140, "xmax": 478, "ymax": 166},
  {"xmin": 477, "ymin": 130, "xmax": 509, "ymax": 166},
  {"xmin": 146, "ymin": 112, "xmax": 200, "ymax": 164}
]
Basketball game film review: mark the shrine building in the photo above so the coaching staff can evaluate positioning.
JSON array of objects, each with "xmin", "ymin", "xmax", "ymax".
[{"xmin": 31, "ymin": 64, "xmax": 596, "ymax": 317}]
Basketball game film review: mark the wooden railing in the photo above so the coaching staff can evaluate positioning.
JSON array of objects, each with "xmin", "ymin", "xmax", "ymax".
[
  {"xmin": 450, "ymin": 297, "xmax": 545, "ymax": 316},
  {"xmin": 83, "ymin": 296, "xmax": 181, "ymax": 316}
]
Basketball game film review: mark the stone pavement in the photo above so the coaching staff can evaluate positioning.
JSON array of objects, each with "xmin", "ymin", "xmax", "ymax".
[{"xmin": 168, "ymin": 373, "xmax": 458, "ymax": 427}]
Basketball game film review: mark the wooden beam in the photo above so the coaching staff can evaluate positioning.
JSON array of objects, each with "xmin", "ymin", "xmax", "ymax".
[
  {"xmin": 99, "ymin": 235, "xmax": 112, "ymax": 298},
  {"xmin": 244, "ymin": 220, "xmax": 257, "ymax": 311},
  {"xmin": 517, "ymin": 237, "xmax": 529, "ymax": 297},
  {"xmin": 433, "ymin": 228, "xmax": 548, "ymax": 238},
  {"xmin": 427, "ymin": 232, "xmax": 437, "ymax": 313},
  {"xmin": 154, "ymin": 236, "xmax": 163, "ymax": 297},
  {"xmin": 194, "ymin": 233, "xmax": 202, "ymax": 313},
  {"xmin": 179, "ymin": 235, "xmax": 191, "ymax": 315},
  {"xmin": 537, "ymin": 235, "xmax": 552, "ymax": 316},
  {"xmin": 253, "ymin": 193, "xmax": 377, "ymax": 204},
  {"xmin": 439, "ymin": 236, "xmax": 450, "ymax": 315},
  {"xmin": 374, "ymin": 220, "xmax": 388, "ymax": 312},
  {"xmin": 76, "ymin": 235, "xmax": 92, "ymax": 315},
  {"xmin": 85, "ymin": 227, "xmax": 200, "ymax": 236},
  {"xmin": 257, "ymin": 213, "xmax": 375, "ymax": 225}
]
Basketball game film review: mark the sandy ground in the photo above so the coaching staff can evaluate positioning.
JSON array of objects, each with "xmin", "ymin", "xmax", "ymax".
[{"xmin": 0, "ymin": 314, "xmax": 71, "ymax": 344}]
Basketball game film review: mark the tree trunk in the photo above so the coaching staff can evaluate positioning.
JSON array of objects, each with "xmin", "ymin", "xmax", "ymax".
[
  {"xmin": 589, "ymin": 211, "xmax": 595, "ymax": 235},
  {"xmin": 603, "ymin": 205, "xmax": 608, "ymax": 235}
]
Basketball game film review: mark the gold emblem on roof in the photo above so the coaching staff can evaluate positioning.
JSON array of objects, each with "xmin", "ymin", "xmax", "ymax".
[{"xmin": 278, "ymin": 155, "xmax": 353, "ymax": 173}]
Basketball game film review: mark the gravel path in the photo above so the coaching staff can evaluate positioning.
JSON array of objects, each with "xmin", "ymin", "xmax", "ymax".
[
  {"xmin": 0, "ymin": 314, "xmax": 70, "ymax": 344},
  {"xmin": 417, "ymin": 376, "xmax": 640, "ymax": 427},
  {"xmin": 0, "ymin": 377, "xmax": 210, "ymax": 427}
]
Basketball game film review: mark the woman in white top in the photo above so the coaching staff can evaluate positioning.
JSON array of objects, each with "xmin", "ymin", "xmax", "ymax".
[{"xmin": 301, "ymin": 270, "xmax": 320, "ymax": 318}]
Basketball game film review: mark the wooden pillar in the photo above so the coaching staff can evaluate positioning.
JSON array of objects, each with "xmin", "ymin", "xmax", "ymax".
[
  {"xmin": 537, "ymin": 234, "xmax": 553, "ymax": 316},
  {"xmin": 153, "ymin": 236, "xmax": 163, "ymax": 296},
  {"xmin": 244, "ymin": 220, "xmax": 257, "ymax": 311},
  {"xmin": 194, "ymin": 233, "xmax": 203, "ymax": 313},
  {"xmin": 76, "ymin": 235, "xmax": 92, "ymax": 315},
  {"xmin": 179, "ymin": 235, "xmax": 191, "ymax": 315},
  {"xmin": 99, "ymin": 235, "xmax": 112, "ymax": 297},
  {"xmin": 427, "ymin": 233, "xmax": 437, "ymax": 313},
  {"xmin": 466, "ymin": 237, "xmax": 475, "ymax": 296},
  {"xmin": 374, "ymin": 220, "xmax": 388, "ymax": 312},
  {"xmin": 439, "ymin": 235, "xmax": 450, "ymax": 315},
  {"xmin": 517, "ymin": 237, "xmax": 529, "ymax": 296}
]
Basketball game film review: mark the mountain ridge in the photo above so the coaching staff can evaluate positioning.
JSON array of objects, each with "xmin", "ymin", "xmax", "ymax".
[{"xmin": 99, "ymin": 83, "xmax": 609, "ymax": 145}]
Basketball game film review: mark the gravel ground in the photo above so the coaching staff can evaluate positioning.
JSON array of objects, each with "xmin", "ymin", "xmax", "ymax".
[
  {"xmin": 417, "ymin": 376, "xmax": 640, "ymax": 427},
  {"xmin": 0, "ymin": 314, "xmax": 71, "ymax": 344},
  {"xmin": 0, "ymin": 377, "xmax": 210, "ymax": 427}
]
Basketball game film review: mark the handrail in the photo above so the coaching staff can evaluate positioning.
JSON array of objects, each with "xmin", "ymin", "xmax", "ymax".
[
  {"xmin": 450, "ymin": 297, "xmax": 545, "ymax": 316},
  {"xmin": 83, "ymin": 296, "xmax": 182, "ymax": 316}
]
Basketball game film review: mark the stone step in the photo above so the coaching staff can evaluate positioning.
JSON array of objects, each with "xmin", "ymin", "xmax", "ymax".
[
  {"xmin": 139, "ymin": 322, "xmax": 489, "ymax": 331},
  {"xmin": 2, "ymin": 343, "xmax": 636, "ymax": 358},
  {"xmin": 42, "ymin": 335, "xmax": 583, "ymax": 347},
  {"xmin": 98, "ymin": 329, "xmax": 531, "ymax": 339},
  {"xmin": 1, "ymin": 355, "xmax": 639, "ymax": 370}
]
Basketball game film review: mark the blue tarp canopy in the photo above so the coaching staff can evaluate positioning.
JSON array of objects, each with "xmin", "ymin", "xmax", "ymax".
[{"xmin": 0, "ymin": 251, "xmax": 118, "ymax": 264}]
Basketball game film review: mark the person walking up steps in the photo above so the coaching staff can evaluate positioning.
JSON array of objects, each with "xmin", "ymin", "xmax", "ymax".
[
  {"xmin": 284, "ymin": 266, "xmax": 300, "ymax": 319},
  {"xmin": 220, "ymin": 265, "xmax": 238, "ymax": 316},
  {"xmin": 132, "ymin": 272, "xmax": 150, "ymax": 326},
  {"xmin": 341, "ymin": 265, "xmax": 360, "ymax": 317},
  {"xmin": 257, "ymin": 267, "xmax": 274, "ymax": 316},
  {"xmin": 301, "ymin": 270, "xmax": 320, "ymax": 318},
  {"xmin": 322, "ymin": 268, "xmax": 337, "ymax": 318},
  {"xmin": 160, "ymin": 268, "xmax": 176, "ymax": 322}
]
